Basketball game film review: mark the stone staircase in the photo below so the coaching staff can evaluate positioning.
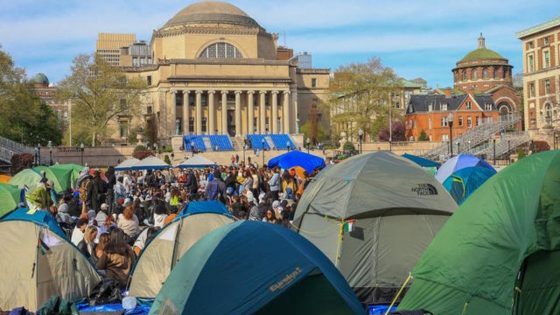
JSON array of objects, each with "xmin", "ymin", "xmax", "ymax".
[{"xmin": 0, "ymin": 136, "xmax": 46, "ymax": 164}]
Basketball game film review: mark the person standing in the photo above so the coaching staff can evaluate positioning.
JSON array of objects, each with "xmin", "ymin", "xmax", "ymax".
[
  {"xmin": 268, "ymin": 167, "xmax": 281, "ymax": 201},
  {"xmin": 105, "ymin": 167, "xmax": 116, "ymax": 212}
]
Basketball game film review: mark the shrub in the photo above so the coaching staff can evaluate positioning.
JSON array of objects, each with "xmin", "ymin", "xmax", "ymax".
[
  {"xmin": 164, "ymin": 154, "xmax": 171, "ymax": 165},
  {"xmin": 418, "ymin": 130, "xmax": 429, "ymax": 141},
  {"xmin": 11, "ymin": 153, "xmax": 34, "ymax": 175},
  {"xmin": 343, "ymin": 141, "xmax": 356, "ymax": 152}
]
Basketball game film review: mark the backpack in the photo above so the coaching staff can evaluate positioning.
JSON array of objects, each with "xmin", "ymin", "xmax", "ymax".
[{"xmin": 79, "ymin": 178, "xmax": 91, "ymax": 203}]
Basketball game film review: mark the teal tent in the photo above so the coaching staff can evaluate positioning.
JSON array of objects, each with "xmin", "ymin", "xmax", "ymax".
[
  {"xmin": 442, "ymin": 166, "xmax": 496, "ymax": 205},
  {"xmin": 399, "ymin": 151, "xmax": 560, "ymax": 314},
  {"xmin": 150, "ymin": 221, "xmax": 364, "ymax": 315},
  {"xmin": 402, "ymin": 153, "xmax": 440, "ymax": 168}
]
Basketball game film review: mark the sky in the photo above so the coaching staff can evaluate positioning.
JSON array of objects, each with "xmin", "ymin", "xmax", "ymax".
[{"xmin": 1, "ymin": 0, "xmax": 559, "ymax": 88}]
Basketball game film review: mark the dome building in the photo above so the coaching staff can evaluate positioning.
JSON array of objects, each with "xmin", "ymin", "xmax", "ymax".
[{"xmin": 110, "ymin": 1, "xmax": 329, "ymax": 146}]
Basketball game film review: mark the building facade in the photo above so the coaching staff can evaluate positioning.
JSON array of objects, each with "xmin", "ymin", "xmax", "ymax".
[
  {"xmin": 111, "ymin": 1, "xmax": 329, "ymax": 144},
  {"xmin": 517, "ymin": 17, "xmax": 560, "ymax": 135},
  {"xmin": 405, "ymin": 94, "xmax": 499, "ymax": 142},
  {"xmin": 96, "ymin": 33, "xmax": 136, "ymax": 66},
  {"xmin": 30, "ymin": 73, "xmax": 71, "ymax": 134}
]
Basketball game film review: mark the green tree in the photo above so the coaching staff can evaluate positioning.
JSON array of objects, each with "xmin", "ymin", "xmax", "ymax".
[
  {"xmin": 58, "ymin": 54, "xmax": 146, "ymax": 146},
  {"xmin": 0, "ymin": 46, "xmax": 62, "ymax": 145},
  {"xmin": 328, "ymin": 57, "xmax": 401, "ymax": 142},
  {"xmin": 418, "ymin": 130, "xmax": 429, "ymax": 141}
]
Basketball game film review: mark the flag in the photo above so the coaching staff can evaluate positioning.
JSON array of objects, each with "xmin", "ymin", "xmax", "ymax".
[
  {"xmin": 342, "ymin": 220, "xmax": 355, "ymax": 233},
  {"xmin": 38, "ymin": 238, "xmax": 50, "ymax": 255}
]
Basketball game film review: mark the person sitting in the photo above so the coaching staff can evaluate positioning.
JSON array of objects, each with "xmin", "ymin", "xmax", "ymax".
[
  {"xmin": 132, "ymin": 226, "xmax": 160, "ymax": 256},
  {"xmin": 77, "ymin": 225, "xmax": 98, "ymax": 262},
  {"xmin": 94, "ymin": 233, "xmax": 110, "ymax": 266},
  {"xmin": 71, "ymin": 218, "xmax": 88, "ymax": 246},
  {"xmin": 95, "ymin": 228, "xmax": 136, "ymax": 288},
  {"xmin": 153, "ymin": 201, "xmax": 168, "ymax": 229},
  {"xmin": 117, "ymin": 205, "xmax": 140, "ymax": 241},
  {"xmin": 262, "ymin": 209, "xmax": 277, "ymax": 224}
]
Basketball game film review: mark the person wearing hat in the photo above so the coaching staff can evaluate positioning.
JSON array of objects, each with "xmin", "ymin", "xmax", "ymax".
[{"xmin": 25, "ymin": 181, "xmax": 53, "ymax": 213}]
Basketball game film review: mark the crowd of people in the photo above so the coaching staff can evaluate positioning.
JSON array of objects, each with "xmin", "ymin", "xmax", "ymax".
[{"xmin": 29, "ymin": 160, "xmax": 320, "ymax": 289}]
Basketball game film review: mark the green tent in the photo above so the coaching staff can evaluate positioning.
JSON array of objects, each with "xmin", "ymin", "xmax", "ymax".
[
  {"xmin": 50, "ymin": 164, "xmax": 84, "ymax": 189},
  {"xmin": 293, "ymin": 152, "xmax": 457, "ymax": 305},
  {"xmin": 33, "ymin": 166, "xmax": 72, "ymax": 193},
  {"xmin": 399, "ymin": 151, "xmax": 560, "ymax": 314},
  {"xmin": 0, "ymin": 183, "xmax": 21, "ymax": 216},
  {"xmin": 9, "ymin": 169, "xmax": 42, "ymax": 191}
]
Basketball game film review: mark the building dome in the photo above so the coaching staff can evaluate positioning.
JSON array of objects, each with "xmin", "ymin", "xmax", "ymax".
[
  {"xmin": 29, "ymin": 73, "xmax": 49, "ymax": 86},
  {"xmin": 460, "ymin": 48, "xmax": 504, "ymax": 62},
  {"xmin": 162, "ymin": 1, "xmax": 261, "ymax": 29}
]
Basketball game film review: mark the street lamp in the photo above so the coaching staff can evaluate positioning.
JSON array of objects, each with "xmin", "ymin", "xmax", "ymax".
[
  {"xmin": 492, "ymin": 137, "xmax": 496, "ymax": 165},
  {"xmin": 457, "ymin": 141, "xmax": 461, "ymax": 154},
  {"xmin": 554, "ymin": 131, "xmax": 559, "ymax": 150},
  {"xmin": 507, "ymin": 140, "xmax": 511, "ymax": 164},
  {"xmin": 358, "ymin": 128, "xmax": 364, "ymax": 154},
  {"xmin": 37, "ymin": 144, "xmax": 41, "ymax": 166},
  {"xmin": 261, "ymin": 138, "xmax": 266, "ymax": 166},
  {"xmin": 447, "ymin": 113, "xmax": 454, "ymax": 156},
  {"xmin": 306, "ymin": 138, "xmax": 311, "ymax": 154},
  {"xmin": 48, "ymin": 141, "xmax": 53, "ymax": 165},
  {"xmin": 34, "ymin": 147, "xmax": 39, "ymax": 166},
  {"xmin": 80, "ymin": 143, "xmax": 84, "ymax": 166}
]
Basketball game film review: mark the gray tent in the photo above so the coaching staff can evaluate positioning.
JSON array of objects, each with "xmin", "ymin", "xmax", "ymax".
[
  {"xmin": 293, "ymin": 152, "xmax": 457, "ymax": 305},
  {"xmin": 128, "ymin": 203, "xmax": 234, "ymax": 298}
]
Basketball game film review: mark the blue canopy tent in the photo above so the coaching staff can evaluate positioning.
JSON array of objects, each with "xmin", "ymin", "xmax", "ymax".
[
  {"xmin": 402, "ymin": 153, "xmax": 441, "ymax": 168},
  {"xmin": 128, "ymin": 156, "xmax": 169, "ymax": 171},
  {"xmin": 442, "ymin": 166, "xmax": 496, "ymax": 205},
  {"xmin": 435, "ymin": 153, "xmax": 494, "ymax": 183},
  {"xmin": 150, "ymin": 221, "xmax": 364, "ymax": 315},
  {"xmin": 267, "ymin": 150, "xmax": 326, "ymax": 173},
  {"xmin": 179, "ymin": 200, "xmax": 231, "ymax": 217}
]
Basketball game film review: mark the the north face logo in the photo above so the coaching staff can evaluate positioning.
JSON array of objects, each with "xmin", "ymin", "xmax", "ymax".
[{"xmin": 412, "ymin": 183, "xmax": 438, "ymax": 196}]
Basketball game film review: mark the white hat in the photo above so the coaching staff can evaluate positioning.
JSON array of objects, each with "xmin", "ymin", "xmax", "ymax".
[{"xmin": 100, "ymin": 203, "xmax": 109, "ymax": 211}]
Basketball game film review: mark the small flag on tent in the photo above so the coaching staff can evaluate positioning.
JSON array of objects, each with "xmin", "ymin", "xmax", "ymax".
[
  {"xmin": 342, "ymin": 219, "xmax": 355, "ymax": 233},
  {"xmin": 38, "ymin": 238, "xmax": 50, "ymax": 255}
]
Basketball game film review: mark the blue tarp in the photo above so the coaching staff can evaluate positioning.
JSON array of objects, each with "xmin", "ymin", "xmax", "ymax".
[
  {"xmin": 435, "ymin": 154, "xmax": 494, "ymax": 183},
  {"xmin": 443, "ymin": 166, "xmax": 497, "ymax": 205},
  {"xmin": 402, "ymin": 153, "xmax": 441, "ymax": 168},
  {"xmin": 1, "ymin": 207, "xmax": 67, "ymax": 239},
  {"xmin": 267, "ymin": 150, "xmax": 326, "ymax": 173},
  {"xmin": 76, "ymin": 302, "xmax": 150, "ymax": 315},
  {"xmin": 178, "ymin": 200, "xmax": 231, "ymax": 217},
  {"xmin": 150, "ymin": 221, "xmax": 364, "ymax": 314}
]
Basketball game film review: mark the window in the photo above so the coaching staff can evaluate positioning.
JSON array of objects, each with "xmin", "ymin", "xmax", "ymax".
[
  {"xmin": 428, "ymin": 104, "xmax": 433, "ymax": 112},
  {"xmin": 458, "ymin": 116, "xmax": 464, "ymax": 126},
  {"xmin": 475, "ymin": 116, "xmax": 480, "ymax": 126},
  {"xmin": 466, "ymin": 101, "xmax": 472, "ymax": 110},
  {"xmin": 442, "ymin": 134, "xmax": 449, "ymax": 142},
  {"xmin": 175, "ymin": 91, "xmax": 184, "ymax": 107},
  {"xmin": 441, "ymin": 104, "xmax": 448, "ymax": 111},
  {"xmin": 119, "ymin": 99, "xmax": 126, "ymax": 110},
  {"xmin": 146, "ymin": 106, "xmax": 153, "ymax": 114},
  {"xmin": 199, "ymin": 42, "xmax": 243, "ymax": 59},
  {"xmin": 529, "ymin": 82, "xmax": 536, "ymax": 98},
  {"xmin": 545, "ymin": 79, "xmax": 551, "ymax": 94},
  {"xmin": 544, "ymin": 50, "xmax": 551, "ymax": 68},
  {"xmin": 472, "ymin": 69, "xmax": 478, "ymax": 80},
  {"xmin": 311, "ymin": 78, "xmax": 317, "ymax": 88},
  {"xmin": 119, "ymin": 121, "xmax": 129, "ymax": 138},
  {"xmin": 528, "ymin": 54, "xmax": 534, "ymax": 72},
  {"xmin": 483, "ymin": 68, "xmax": 489, "ymax": 79},
  {"xmin": 441, "ymin": 117, "xmax": 449, "ymax": 127},
  {"xmin": 462, "ymin": 71, "xmax": 467, "ymax": 81},
  {"xmin": 189, "ymin": 118, "xmax": 194, "ymax": 133},
  {"xmin": 485, "ymin": 104, "xmax": 493, "ymax": 111},
  {"xmin": 544, "ymin": 37, "xmax": 550, "ymax": 45},
  {"xmin": 201, "ymin": 118, "xmax": 207, "ymax": 133},
  {"xmin": 467, "ymin": 116, "xmax": 472, "ymax": 128},
  {"xmin": 147, "ymin": 75, "xmax": 152, "ymax": 86},
  {"xmin": 528, "ymin": 41, "xmax": 534, "ymax": 49}
]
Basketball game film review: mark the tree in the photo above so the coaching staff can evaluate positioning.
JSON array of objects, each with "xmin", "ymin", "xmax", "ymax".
[
  {"xmin": 378, "ymin": 120, "xmax": 406, "ymax": 142},
  {"xmin": 0, "ymin": 46, "xmax": 62, "ymax": 146},
  {"xmin": 418, "ymin": 130, "xmax": 429, "ymax": 141},
  {"xmin": 58, "ymin": 54, "xmax": 147, "ymax": 146},
  {"xmin": 328, "ymin": 57, "xmax": 401, "ymax": 142}
]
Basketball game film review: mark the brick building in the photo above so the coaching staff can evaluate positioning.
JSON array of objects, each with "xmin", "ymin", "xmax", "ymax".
[
  {"xmin": 30, "ymin": 73, "xmax": 71, "ymax": 134},
  {"xmin": 405, "ymin": 94, "xmax": 499, "ymax": 142}
]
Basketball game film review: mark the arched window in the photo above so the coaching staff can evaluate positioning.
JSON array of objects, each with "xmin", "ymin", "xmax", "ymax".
[
  {"xmin": 498, "ymin": 102, "xmax": 511, "ymax": 121},
  {"xmin": 199, "ymin": 42, "xmax": 243, "ymax": 59},
  {"xmin": 462, "ymin": 71, "xmax": 467, "ymax": 81},
  {"xmin": 483, "ymin": 68, "xmax": 489, "ymax": 79},
  {"xmin": 472, "ymin": 68, "xmax": 478, "ymax": 80}
]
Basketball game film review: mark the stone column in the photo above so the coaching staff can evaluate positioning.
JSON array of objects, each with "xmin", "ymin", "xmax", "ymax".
[
  {"xmin": 271, "ymin": 91, "xmax": 279, "ymax": 133},
  {"xmin": 283, "ymin": 91, "xmax": 290, "ymax": 134},
  {"xmin": 221, "ymin": 91, "xmax": 228, "ymax": 135},
  {"xmin": 247, "ymin": 91, "xmax": 254, "ymax": 134},
  {"xmin": 170, "ymin": 90, "xmax": 177, "ymax": 135},
  {"xmin": 259, "ymin": 91, "xmax": 266, "ymax": 133},
  {"xmin": 208, "ymin": 90, "xmax": 215, "ymax": 135},
  {"xmin": 195, "ymin": 90, "xmax": 202, "ymax": 134},
  {"xmin": 235, "ymin": 91, "xmax": 242, "ymax": 136},
  {"xmin": 183, "ymin": 90, "xmax": 190, "ymax": 135}
]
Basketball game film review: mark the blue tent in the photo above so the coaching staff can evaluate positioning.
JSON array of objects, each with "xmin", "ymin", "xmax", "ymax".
[
  {"xmin": 1, "ymin": 207, "xmax": 66, "ymax": 239},
  {"xmin": 402, "ymin": 153, "xmax": 441, "ymax": 168},
  {"xmin": 267, "ymin": 150, "xmax": 326, "ymax": 173},
  {"xmin": 150, "ymin": 221, "xmax": 364, "ymax": 315},
  {"xmin": 443, "ymin": 166, "xmax": 496, "ymax": 205},
  {"xmin": 179, "ymin": 200, "xmax": 231, "ymax": 217},
  {"xmin": 435, "ymin": 154, "xmax": 494, "ymax": 183}
]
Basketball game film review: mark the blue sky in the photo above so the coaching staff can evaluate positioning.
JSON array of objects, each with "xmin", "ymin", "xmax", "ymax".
[{"xmin": 1, "ymin": 0, "xmax": 559, "ymax": 88}]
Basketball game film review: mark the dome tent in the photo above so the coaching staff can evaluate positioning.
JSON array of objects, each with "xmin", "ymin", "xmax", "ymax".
[
  {"xmin": 9, "ymin": 168, "xmax": 42, "ymax": 191},
  {"xmin": 399, "ymin": 151, "xmax": 560, "ymax": 314},
  {"xmin": 33, "ymin": 165, "xmax": 73, "ymax": 193},
  {"xmin": 267, "ymin": 150, "xmax": 326, "ymax": 173},
  {"xmin": 435, "ymin": 153, "xmax": 494, "ymax": 183},
  {"xmin": 149, "ymin": 221, "xmax": 364, "ymax": 315},
  {"xmin": 0, "ymin": 208, "xmax": 101, "ymax": 311},
  {"xmin": 293, "ymin": 152, "xmax": 457, "ymax": 305},
  {"xmin": 128, "ymin": 201, "xmax": 234, "ymax": 298},
  {"xmin": 442, "ymin": 166, "xmax": 496, "ymax": 205},
  {"xmin": 0, "ymin": 183, "xmax": 22, "ymax": 216}
]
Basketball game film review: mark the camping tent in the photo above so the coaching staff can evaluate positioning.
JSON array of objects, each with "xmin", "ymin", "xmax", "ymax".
[
  {"xmin": 435, "ymin": 153, "xmax": 494, "ymax": 183},
  {"xmin": 51, "ymin": 164, "xmax": 84, "ymax": 188},
  {"xmin": 293, "ymin": 151, "xmax": 457, "ymax": 305},
  {"xmin": 267, "ymin": 150, "xmax": 326, "ymax": 173},
  {"xmin": 128, "ymin": 201, "xmax": 234, "ymax": 298},
  {"xmin": 128, "ymin": 156, "xmax": 169, "ymax": 170},
  {"xmin": 442, "ymin": 166, "xmax": 496, "ymax": 205},
  {"xmin": 149, "ymin": 221, "xmax": 364, "ymax": 315},
  {"xmin": 33, "ymin": 165, "xmax": 72, "ymax": 193},
  {"xmin": 115, "ymin": 158, "xmax": 140, "ymax": 171},
  {"xmin": 402, "ymin": 153, "xmax": 440, "ymax": 168},
  {"xmin": 0, "ymin": 208, "xmax": 102, "ymax": 311},
  {"xmin": 0, "ymin": 183, "xmax": 22, "ymax": 216},
  {"xmin": 399, "ymin": 151, "xmax": 560, "ymax": 315},
  {"xmin": 9, "ymin": 168, "xmax": 42, "ymax": 191},
  {"xmin": 175, "ymin": 155, "xmax": 217, "ymax": 169}
]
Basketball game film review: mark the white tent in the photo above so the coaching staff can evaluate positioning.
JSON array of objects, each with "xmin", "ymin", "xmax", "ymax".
[
  {"xmin": 114, "ymin": 158, "xmax": 139, "ymax": 171},
  {"xmin": 128, "ymin": 156, "xmax": 169, "ymax": 170},
  {"xmin": 175, "ymin": 155, "xmax": 217, "ymax": 169}
]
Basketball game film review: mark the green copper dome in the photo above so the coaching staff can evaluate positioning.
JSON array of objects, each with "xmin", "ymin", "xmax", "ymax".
[
  {"xmin": 460, "ymin": 48, "xmax": 504, "ymax": 62},
  {"xmin": 29, "ymin": 73, "xmax": 49, "ymax": 85}
]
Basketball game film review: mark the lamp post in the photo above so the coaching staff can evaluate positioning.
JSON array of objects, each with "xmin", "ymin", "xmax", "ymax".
[
  {"xmin": 34, "ymin": 147, "xmax": 39, "ymax": 166},
  {"xmin": 457, "ymin": 141, "xmax": 461, "ymax": 154},
  {"xmin": 80, "ymin": 143, "xmax": 84, "ymax": 166},
  {"xmin": 37, "ymin": 144, "xmax": 41, "ymax": 166},
  {"xmin": 190, "ymin": 142, "xmax": 194, "ymax": 157},
  {"xmin": 243, "ymin": 144, "xmax": 247, "ymax": 164},
  {"xmin": 447, "ymin": 113, "xmax": 454, "ymax": 156},
  {"xmin": 493, "ymin": 138, "xmax": 496, "ymax": 165},
  {"xmin": 261, "ymin": 138, "xmax": 266, "ymax": 166},
  {"xmin": 306, "ymin": 138, "xmax": 311, "ymax": 154},
  {"xmin": 48, "ymin": 141, "xmax": 53, "ymax": 165},
  {"xmin": 358, "ymin": 128, "xmax": 364, "ymax": 154},
  {"xmin": 507, "ymin": 140, "xmax": 511, "ymax": 164}
]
